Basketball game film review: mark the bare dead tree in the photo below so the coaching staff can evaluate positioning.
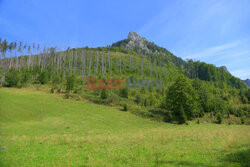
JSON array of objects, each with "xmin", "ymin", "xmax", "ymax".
[
  {"xmin": 141, "ymin": 56, "xmax": 143, "ymax": 76},
  {"xmin": 88, "ymin": 49, "xmax": 92, "ymax": 76},
  {"xmin": 119, "ymin": 55, "xmax": 122, "ymax": 76},
  {"xmin": 95, "ymin": 51, "xmax": 99, "ymax": 76}
]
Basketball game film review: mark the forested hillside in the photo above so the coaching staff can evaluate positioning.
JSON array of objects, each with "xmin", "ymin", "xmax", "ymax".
[{"xmin": 0, "ymin": 33, "xmax": 249, "ymax": 124}]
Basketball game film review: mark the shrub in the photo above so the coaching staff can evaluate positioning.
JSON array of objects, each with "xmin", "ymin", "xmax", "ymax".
[
  {"xmin": 66, "ymin": 75, "xmax": 76, "ymax": 92},
  {"xmin": 177, "ymin": 105, "xmax": 187, "ymax": 124},
  {"xmin": 4, "ymin": 69, "xmax": 21, "ymax": 87},
  {"xmin": 101, "ymin": 89, "xmax": 108, "ymax": 99},
  {"xmin": 135, "ymin": 95, "xmax": 142, "ymax": 104},
  {"xmin": 216, "ymin": 113, "xmax": 222, "ymax": 124},
  {"xmin": 50, "ymin": 88, "xmax": 54, "ymax": 94},
  {"xmin": 64, "ymin": 93, "xmax": 70, "ymax": 99},
  {"xmin": 123, "ymin": 103, "xmax": 128, "ymax": 111},
  {"xmin": 144, "ymin": 98, "xmax": 147, "ymax": 107},
  {"xmin": 241, "ymin": 117, "xmax": 245, "ymax": 124},
  {"xmin": 163, "ymin": 111, "xmax": 173, "ymax": 122},
  {"xmin": 120, "ymin": 88, "xmax": 128, "ymax": 98},
  {"xmin": 38, "ymin": 71, "xmax": 49, "ymax": 84},
  {"xmin": 57, "ymin": 87, "xmax": 62, "ymax": 93}
]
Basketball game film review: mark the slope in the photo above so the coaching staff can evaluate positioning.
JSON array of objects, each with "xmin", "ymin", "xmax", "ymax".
[{"xmin": 0, "ymin": 88, "xmax": 250, "ymax": 166}]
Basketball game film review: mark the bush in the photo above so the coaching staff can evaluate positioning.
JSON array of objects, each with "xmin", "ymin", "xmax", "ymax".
[
  {"xmin": 241, "ymin": 117, "xmax": 245, "ymax": 124},
  {"xmin": 144, "ymin": 98, "xmax": 147, "ymax": 107},
  {"xmin": 50, "ymin": 88, "xmax": 54, "ymax": 94},
  {"xmin": 123, "ymin": 103, "xmax": 128, "ymax": 111},
  {"xmin": 64, "ymin": 93, "xmax": 70, "ymax": 99},
  {"xmin": 177, "ymin": 105, "xmax": 187, "ymax": 124},
  {"xmin": 57, "ymin": 87, "xmax": 62, "ymax": 93},
  {"xmin": 66, "ymin": 75, "xmax": 76, "ymax": 92},
  {"xmin": 38, "ymin": 71, "xmax": 49, "ymax": 84},
  {"xmin": 4, "ymin": 69, "xmax": 21, "ymax": 87},
  {"xmin": 135, "ymin": 95, "xmax": 142, "ymax": 104},
  {"xmin": 120, "ymin": 88, "xmax": 128, "ymax": 98},
  {"xmin": 163, "ymin": 110, "xmax": 173, "ymax": 122},
  {"xmin": 216, "ymin": 113, "xmax": 222, "ymax": 124},
  {"xmin": 101, "ymin": 89, "xmax": 108, "ymax": 99}
]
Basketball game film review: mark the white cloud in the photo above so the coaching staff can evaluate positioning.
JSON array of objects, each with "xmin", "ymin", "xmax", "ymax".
[
  {"xmin": 231, "ymin": 69, "xmax": 250, "ymax": 80},
  {"xmin": 183, "ymin": 40, "xmax": 241, "ymax": 60}
]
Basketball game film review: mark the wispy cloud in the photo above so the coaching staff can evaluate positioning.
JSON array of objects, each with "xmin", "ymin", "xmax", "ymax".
[
  {"xmin": 137, "ymin": 0, "xmax": 250, "ymax": 79},
  {"xmin": 183, "ymin": 40, "xmax": 241, "ymax": 60},
  {"xmin": 231, "ymin": 69, "xmax": 250, "ymax": 80}
]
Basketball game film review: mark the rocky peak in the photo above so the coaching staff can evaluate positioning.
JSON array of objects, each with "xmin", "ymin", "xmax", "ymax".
[
  {"xmin": 220, "ymin": 66, "xmax": 230, "ymax": 74},
  {"xmin": 128, "ymin": 32, "xmax": 144, "ymax": 41},
  {"xmin": 126, "ymin": 32, "xmax": 149, "ymax": 53}
]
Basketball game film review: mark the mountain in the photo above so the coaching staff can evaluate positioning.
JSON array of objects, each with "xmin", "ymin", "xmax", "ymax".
[
  {"xmin": 243, "ymin": 79, "xmax": 250, "ymax": 87},
  {"xmin": 112, "ymin": 32, "xmax": 246, "ymax": 89},
  {"xmin": 112, "ymin": 32, "xmax": 186, "ymax": 68},
  {"xmin": 0, "ymin": 32, "xmax": 246, "ymax": 89}
]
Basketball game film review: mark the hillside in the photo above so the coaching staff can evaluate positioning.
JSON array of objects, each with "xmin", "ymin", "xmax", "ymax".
[
  {"xmin": 0, "ymin": 33, "xmax": 250, "ymax": 124},
  {"xmin": 112, "ymin": 32, "xmax": 246, "ymax": 89},
  {"xmin": 0, "ymin": 88, "xmax": 250, "ymax": 166}
]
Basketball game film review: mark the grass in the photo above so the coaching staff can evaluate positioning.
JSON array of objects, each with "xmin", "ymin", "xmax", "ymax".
[{"xmin": 0, "ymin": 88, "xmax": 250, "ymax": 167}]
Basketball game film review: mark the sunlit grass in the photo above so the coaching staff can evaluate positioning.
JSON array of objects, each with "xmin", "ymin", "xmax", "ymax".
[{"xmin": 0, "ymin": 88, "xmax": 249, "ymax": 166}]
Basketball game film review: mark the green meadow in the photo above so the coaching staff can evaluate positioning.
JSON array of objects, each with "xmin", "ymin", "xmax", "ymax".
[{"xmin": 0, "ymin": 88, "xmax": 249, "ymax": 167}]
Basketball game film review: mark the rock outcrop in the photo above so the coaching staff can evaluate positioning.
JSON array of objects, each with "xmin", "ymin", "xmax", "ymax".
[{"xmin": 126, "ymin": 32, "xmax": 150, "ymax": 53}]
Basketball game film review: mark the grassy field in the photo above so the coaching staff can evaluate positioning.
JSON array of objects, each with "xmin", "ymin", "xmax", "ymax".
[{"xmin": 0, "ymin": 88, "xmax": 249, "ymax": 167}]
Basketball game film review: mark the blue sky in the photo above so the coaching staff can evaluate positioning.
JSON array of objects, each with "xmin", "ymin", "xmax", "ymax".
[{"xmin": 0, "ymin": 0, "xmax": 249, "ymax": 79}]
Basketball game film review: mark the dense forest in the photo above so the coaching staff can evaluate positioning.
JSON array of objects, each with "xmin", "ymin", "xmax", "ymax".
[{"xmin": 0, "ymin": 37, "xmax": 249, "ymax": 124}]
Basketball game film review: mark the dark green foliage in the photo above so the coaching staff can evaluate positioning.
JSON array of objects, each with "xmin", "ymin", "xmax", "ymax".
[
  {"xmin": 166, "ymin": 75, "xmax": 200, "ymax": 120},
  {"xmin": 207, "ymin": 97, "xmax": 226, "ymax": 115},
  {"xmin": 50, "ymin": 88, "xmax": 54, "ymax": 94},
  {"xmin": 123, "ymin": 103, "xmax": 128, "ymax": 111},
  {"xmin": 247, "ymin": 89, "xmax": 250, "ymax": 102},
  {"xmin": 120, "ymin": 88, "xmax": 128, "ymax": 98},
  {"xmin": 101, "ymin": 89, "xmax": 108, "ymax": 99},
  {"xmin": 163, "ymin": 111, "xmax": 173, "ymax": 122},
  {"xmin": 241, "ymin": 117, "xmax": 245, "ymax": 124},
  {"xmin": 216, "ymin": 113, "xmax": 222, "ymax": 124},
  {"xmin": 66, "ymin": 75, "xmax": 76, "ymax": 92},
  {"xmin": 192, "ymin": 78, "xmax": 210, "ymax": 114},
  {"xmin": 4, "ymin": 69, "xmax": 21, "ymax": 87},
  {"xmin": 144, "ymin": 98, "xmax": 147, "ymax": 107},
  {"xmin": 111, "ymin": 39, "xmax": 129, "ymax": 48},
  {"xmin": 135, "ymin": 95, "xmax": 142, "ymax": 104},
  {"xmin": 177, "ymin": 105, "xmax": 187, "ymax": 124},
  {"xmin": 38, "ymin": 71, "xmax": 49, "ymax": 84},
  {"xmin": 21, "ymin": 72, "xmax": 31, "ymax": 85},
  {"xmin": 187, "ymin": 61, "xmax": 246, "ymax": 89},
  {"xmin": 52, "ymin": 76, "xmax": 60, "ymax": 86}
]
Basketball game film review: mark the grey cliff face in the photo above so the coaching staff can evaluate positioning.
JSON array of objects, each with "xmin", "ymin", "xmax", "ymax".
[
  {"xmin": 128, "ymin": 32, "xmax": 142, "ymax": 41},
  {"xmin": 126, "ymin": 32, "xmax": 150, "ymax": 53}
]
